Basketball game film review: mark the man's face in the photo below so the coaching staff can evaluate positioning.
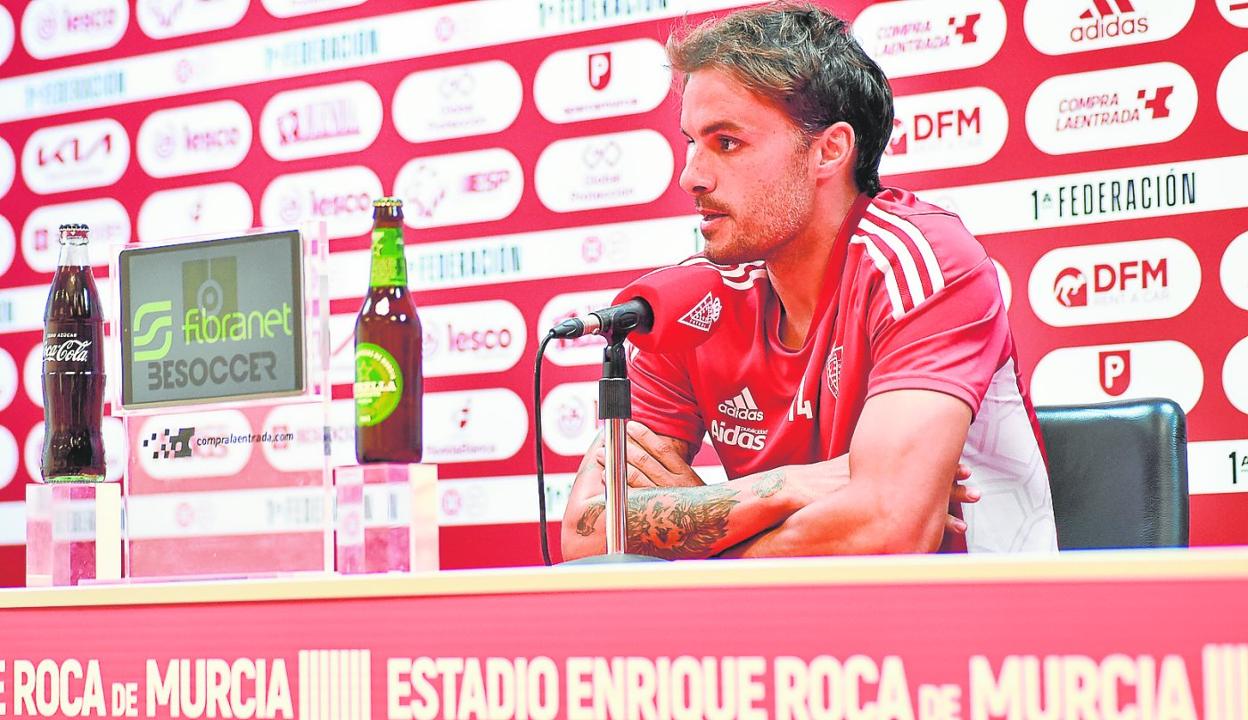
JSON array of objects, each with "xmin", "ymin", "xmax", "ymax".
[{"xmin": 679, "ymin": 69, "xmax": 817, "ymax": 265}]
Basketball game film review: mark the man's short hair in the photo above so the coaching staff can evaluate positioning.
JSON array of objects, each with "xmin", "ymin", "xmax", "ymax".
[{"xmin": 667, "ymin": 1, "xmax": 894, "ymax": 196}]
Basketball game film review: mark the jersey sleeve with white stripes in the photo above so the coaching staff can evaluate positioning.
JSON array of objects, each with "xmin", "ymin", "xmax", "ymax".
[{"xmin": 855, "ymin": 190, "xmax": 1011, "ymax": 416}]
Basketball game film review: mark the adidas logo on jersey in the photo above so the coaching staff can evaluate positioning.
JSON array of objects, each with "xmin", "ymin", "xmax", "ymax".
[
  {"xmin": 718, "ymin": 387, "xmax": 764, "ymax": 422},
  {"xmin": 677, "ymin": 292, "xmax": 722, "ymax": 332},
  {"xmin": 710, "ymin": 420, "xmax": 767, "ymax": 451}
]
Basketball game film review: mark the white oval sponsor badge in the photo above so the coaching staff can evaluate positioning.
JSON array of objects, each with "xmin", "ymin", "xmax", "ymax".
[
  {"xmin": 23, "ymin": 199, "xmax": 130, "ymax": 270},
  {"xmin": 22, "ymin": 118, "xmax": 130, "ymax": 195},
  {"xmin": 261, "ymin": 166, "xmax": 382, "ymax": 240},
  {"xmin": 1221, "ymin": 230, "xmax": 1248, "ymax": 312},
  {"xmin": 880, "ymin": 86, "xmax": 1008, "ymax": 175},
  {"xmin": 1024, "ymin": 0, "xmax": 1193, "ymax": 55},
  {"xmin": 137, "ymin": 100, "xmax": 252, "ymax": 178},
  {"xmin": 261, "ymin": 81, "xmax": 382, "ymax": 161},
  {"xmin": 1218, "ymin": 0, "xmax": 1248, "ymax": 27},
  {"xmin": 21, "ymin": 0, "xmax": 127, "ymax": 60},
  {"xmin": 0, "ymin": 6, "xmax": 14, "ymax": 67},
  {"xmin": 0, "ymin": 137, "xmax": 14, "ymax": 199},
  {"xmin": 1223, "ymin": 336, "xmax": 1248, "ymax": 416},
  {"xmin": 853, "ymin": 0, "xmax": 1006, "ymax": 78},
  {"xmin": 262, "ymin": 0, "xmax": 364, "ymax": 18},
  {"xmin": 533, "ymin": 38, "xmax": 670, "ymax": 124},
  {"xmin": 137, "ymin": 0, "xmax": 248, "ymax": 39},
  {"xmin": 136, "ymin": 411, "xmax": 253, "ymax": 479},
  {"xmin": 535, "ymin": 130, "xmax": 674, "ymax": 213},
  {"xmin": 137, "ymin": 182, "xmax": 254, "ymax": 244},
  {"xmin": 537, "ymin": 289, "xmax": 620, "ymax": 367},
  {"xmin": 394, "ymin": 148, "xmax": 523, "ymax": 229},
  {"xmin": 1217, "ymin": 51, "xmax": 1248, "ymax": 132},
  {"xmin": 423, "ymin": 388, "xmax": 527, "ymax": 464},
  {"xmin": 0, "ymin": 215, "xmax": 14, "ymax": 277},
  {"xmin": 0, "ymin": 347, "xmax": 17, "ymax": 412},
  {"xmin": 0, "ymin": 425, "xmax": 17, "ymax": 490},
  {"xmin": 1026, "ymin": 62, "xmax": 1197, "ymax": 156},
  {"xmin": 419, "ymin": 300, "xmax": 527, "ymax": 377},
  {"xmin": 22, "ymin": 198, "xmax": 129, "ymax": 271},
  {"xmin": 1028, "ymin": 237, "xmax": 1200, "ymax": 327},
  {"xmin": 1031, "ymin": 340, "xmax": 1203, "ymax": 413},
  {"xmin": 393, "ymin": 61, "xmax": 523, "ymax": 144},
  {"xmin": 540, "ymin": 381, "xmax": 601, "ymax": 456}
]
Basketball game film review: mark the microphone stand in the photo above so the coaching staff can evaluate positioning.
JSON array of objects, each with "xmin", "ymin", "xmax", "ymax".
[{"xmin": 564, "ymin": 337, "xmax": 665, "ymax": 564}]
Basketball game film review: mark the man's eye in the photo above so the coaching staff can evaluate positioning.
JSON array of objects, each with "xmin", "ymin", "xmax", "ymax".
[{"xmin": 719, "ymin": 137, "xmax": 739, "ymax": 151}]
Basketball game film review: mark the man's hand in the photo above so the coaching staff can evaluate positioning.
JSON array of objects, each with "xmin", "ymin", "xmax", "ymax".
[{"xmin": 594, "ymin": 421, "xmax": 704, "ymax": 488}]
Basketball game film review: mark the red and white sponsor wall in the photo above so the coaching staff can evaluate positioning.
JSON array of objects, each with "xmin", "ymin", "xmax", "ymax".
[{"xmin": 0, "ymin": 0, "xmax": 1246, "ymax": 584}]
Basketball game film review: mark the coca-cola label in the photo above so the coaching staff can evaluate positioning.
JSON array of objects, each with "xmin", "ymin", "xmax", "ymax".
[{"xmin": 43, "ymin": 322, "xmax": 102, "ymax": 370}]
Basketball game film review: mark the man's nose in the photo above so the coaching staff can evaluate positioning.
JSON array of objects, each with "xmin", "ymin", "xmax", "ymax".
[{"xmin": 679, "ymin": 148, "xmax": 715, "ymax": 196}]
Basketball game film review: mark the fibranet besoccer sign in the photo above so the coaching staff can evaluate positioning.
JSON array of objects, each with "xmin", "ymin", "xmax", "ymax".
[{"xmin": 119, "ymin": 230, "xmax": 304, "ymax": 408}]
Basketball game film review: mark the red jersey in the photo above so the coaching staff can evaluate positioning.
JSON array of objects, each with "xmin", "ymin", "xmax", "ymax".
[{"xmin": 629, "ymin": 189, "xmax": 1058, "ymax": 552}]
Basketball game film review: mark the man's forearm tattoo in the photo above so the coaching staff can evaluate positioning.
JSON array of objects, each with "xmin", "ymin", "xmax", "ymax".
[
  {"xmin": 751, "ymin": 468, "xmax": 784, "ymax": 498},
  {"xmin": 573, "ymin": 486, "xmax": 742, "ymax": 559},
  {"xmin": 575, "ymin": 501, "xmax": 606, "ymax": 537}
]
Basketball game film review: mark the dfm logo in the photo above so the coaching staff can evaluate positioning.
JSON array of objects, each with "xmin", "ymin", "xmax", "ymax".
[
  {"xmin": 142, "ymin": 426, "xmax": 195, "ymax": 459},
  {"xmin": 886, "ymin": 107, "xmax": 981, "ymax": 156},
  {"xmin": 588, "ymin": 51, "xmax": 611, "ymax": 90},
  {"xmin": 1052, "ymin": 259, "xmax": 1167, "ymax": 307},
  {"xmin": 1098, "ymin": 349, "xmax": 1131, "ymax": 395}
]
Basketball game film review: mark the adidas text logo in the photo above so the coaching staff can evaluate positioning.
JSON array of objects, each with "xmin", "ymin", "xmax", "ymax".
[
  {"xmin": 718, "ymin": 387, "xmax": 764, "ymax": 422},
  {"xmin": 677, "ymin": 292, "xmax": 722, "ymax": 332},
  {"xmin": 1071, "ymin": 0, "xmax": 1148, "ymax": 43}
]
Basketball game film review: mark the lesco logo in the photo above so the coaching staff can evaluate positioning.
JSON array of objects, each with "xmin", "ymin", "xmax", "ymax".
[
  {"xmin": 1026, "ymin": 63, "xmax": 1197, "ymax": 155},
  {"xmin": 393, "ymin": 148, "xmax": 523, "ymax": 229},
  {"xmin": 533, "ymin": 39, "xmax": 669, "ymax": 124},
  {"xmin": 1222, "ymin": 230, "xmax": 1248, "ymax": 311},
  {"xmin": 0, "ymin": 6, "xmax": 14, "ymax": 67},
  {"xmin": 137, "ymin": 100, "xmax": 252, "ymax": 179},
  {"xmin": 540, "ymin": 381, "xmax": 601, "ymax": 456},
  {"xmin": 1218, "ymin": 0, "xmax": 1248, "ymax": 28},
  {"xmin": 261, "ymin": 0, "xmax": 365, "ymax": 18},
  {"xmin": 852, "ymin": 0, "xmax": 1006, "ymax": 78},
  {"xmin": 137, "ymin": 0, "xmax": 247, "ymax": 39},
  {"xmin": 0, "ymin": 347, "xmax": 17, "ymax": 412},
  {"xmin": 260, "ymin": 166, "xmax": 382, "ymax": 240},
  {"xmin": 136, "ymin": 411, "xmax": 252, "ymax": 479},
  {"xmin": 418, "ymin": 300, "xmax": 526, "ymax": 377},
  {"xmin": 393, "ymin": 61, "xmax": 522, "ymax": 144},
  {"xmin": 22, "ymin": 198, "xmax": 129, "ymax": 272},
  {"xmin": 21, "ymin": 0, "xmax": 127, "ymax": 60},
  {"xmin": 1024, "ymin": 0, "xmax": 1193, "ymax": 55},
  {"xmin": 1031, "ymin": 341, "xmax": 1203, "ymax": 413},
  {"xmin": 538, "ymin": 289, "xmax": 619, "ymax": 367},
  {"xmin": 1223, "ymin": 337, "xmax": 1248, "ymax": 416},
  {"xmin": 0, "ymin": 216, "xmax": 14, "ymax": 277},
  {"xmin": 1217, "ymin": 51, "xmax": 1248, "ymax": 132},
  {"xmin": 1028, "ymin": 238, "xmax": 1199, "ymax": 327},
  {"xmin": 535, "ymin": 130, "xmax": 673, "ymax": 213},
  {"xmin": 0, "ymin": 425, "xmax": 17, "ymax": 490},
  {"xmin": 0, "ymin": 137, "xmax": 14, "ymax": 199},
  {"xmin": 991, "ymin": 259, "xmax": 1012, "ymax": 310},
  {"xmin": 260, "ymin": 81, "xmax": 382, "ymax": 162},
  {"xmin": 880, "ymin": 86, "xmax": 1007, "ymax": 175},
  {"xmin": 423, "ymin": 389, "xmax": 528, "ymax": 464},
  {"xmin": 137, "ymin": 182, "xmax": 253, "ymax": 244},
  {"xmin": 22, "ymin": 118, "xmax": 130, "ymax": 195}
]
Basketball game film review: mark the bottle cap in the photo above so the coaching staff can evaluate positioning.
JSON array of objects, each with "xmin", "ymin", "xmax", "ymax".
[
  {"xmin": 372, "ymin": 197, "xmax": 403, "ymax": 208},
  {"xmin": 58, "ymin": 224, "xmax": 90, "ymax": 243}
]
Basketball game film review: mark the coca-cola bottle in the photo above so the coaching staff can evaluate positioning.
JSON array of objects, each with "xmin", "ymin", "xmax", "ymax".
[
  {"xmin": 41, "ymin": 224, "xmax": 106, "ymax": 483},
  {"xmin": 354, "ymin": 198, "xmax": 423, "ymax": 463}
]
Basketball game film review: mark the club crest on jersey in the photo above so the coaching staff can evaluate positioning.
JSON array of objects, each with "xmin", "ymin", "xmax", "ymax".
[
  {"xmin": 825, "ymin": 345, "xmax": 844, "ymax": 398},
  {"xmin": 677, "ymin": 292, "xmax": 722, "ymax": 332}
]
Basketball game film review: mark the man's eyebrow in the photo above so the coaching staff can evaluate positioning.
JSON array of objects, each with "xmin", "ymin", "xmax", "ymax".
[{"xmin": 693, "ymin": 120, "xmax": 747, "ymax": 136}]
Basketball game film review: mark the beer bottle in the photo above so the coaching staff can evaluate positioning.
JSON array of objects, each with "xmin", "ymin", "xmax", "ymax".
[
  {"xmin": 354, "ymin": 198, "xmax": 423, "ymax": 463},
  {"xmin": 41, "ymin": 224, "xmax": 106, "ymax": 482}
]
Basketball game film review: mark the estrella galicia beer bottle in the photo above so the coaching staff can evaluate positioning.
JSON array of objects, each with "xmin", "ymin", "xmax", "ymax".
[
  {"xmin": 354, "ymin": 198, "xmax": 423, "ymax": 463},
  {"xmin": 41, "ymin": 224, "xmax": 106, "ymax": 482}
]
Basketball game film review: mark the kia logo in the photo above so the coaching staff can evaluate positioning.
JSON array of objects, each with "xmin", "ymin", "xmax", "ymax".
[{"xmin": 38, "ymin": 133, "xmax": 114, "ymax": 167}]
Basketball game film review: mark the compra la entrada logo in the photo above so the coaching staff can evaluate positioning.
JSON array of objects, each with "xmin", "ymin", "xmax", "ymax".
[{"xmin": 131, "ymin": 256, "xmax": 293, "ymax": 390}]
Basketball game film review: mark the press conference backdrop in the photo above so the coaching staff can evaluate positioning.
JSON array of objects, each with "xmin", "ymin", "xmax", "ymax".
[{"xmin": 0, "ymin": 0, "xmax": 1245, "ymax": 583}]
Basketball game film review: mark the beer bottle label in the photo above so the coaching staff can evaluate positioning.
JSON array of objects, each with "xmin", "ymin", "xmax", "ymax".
[
  {"xmin": 369, "ymin": 227, "xmax": 408, "ymax": 288},
  {"xmin": 43, "ymin": 321, "xmax": 103, "ymax": 372},
  {"xmin": 354, "ymin": 342, "xmax": 403, "ymax": 427}
]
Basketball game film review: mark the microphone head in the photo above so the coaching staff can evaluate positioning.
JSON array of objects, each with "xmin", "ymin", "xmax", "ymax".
[{"xmin": 614, "ymin": 260, "xmax": 740, "ymax": 353}]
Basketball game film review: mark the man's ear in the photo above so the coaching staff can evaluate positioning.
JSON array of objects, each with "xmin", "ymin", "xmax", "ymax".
[{"xmin": 811, "ymin": 122, "xmax": 856, "ymax": 182}]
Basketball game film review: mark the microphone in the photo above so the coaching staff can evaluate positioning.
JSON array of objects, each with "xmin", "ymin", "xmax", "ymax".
[{"xmin": 550, "ymin": 261, "xmax": 728, "ymax": 352}]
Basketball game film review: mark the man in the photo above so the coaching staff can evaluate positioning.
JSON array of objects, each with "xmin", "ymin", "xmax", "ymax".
[{"xmin": 561, "ymin": 1, "xmax": 1057, "ymax": 560}]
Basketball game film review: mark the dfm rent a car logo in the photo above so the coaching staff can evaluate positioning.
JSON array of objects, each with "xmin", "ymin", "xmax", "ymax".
[{"xmin": 133, "ymin": 257, "xmax": 294, "ymax": 391}]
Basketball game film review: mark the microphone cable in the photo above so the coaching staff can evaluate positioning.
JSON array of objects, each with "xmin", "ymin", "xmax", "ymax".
[{"xmin": 533, "ymin": 330, "xmax": 556, "ymax": 566}]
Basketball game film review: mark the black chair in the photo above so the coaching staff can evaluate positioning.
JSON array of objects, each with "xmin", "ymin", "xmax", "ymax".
[{"xmin": 1035, "ymin": 398, "xmax": 1189, "ymax": 550}]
